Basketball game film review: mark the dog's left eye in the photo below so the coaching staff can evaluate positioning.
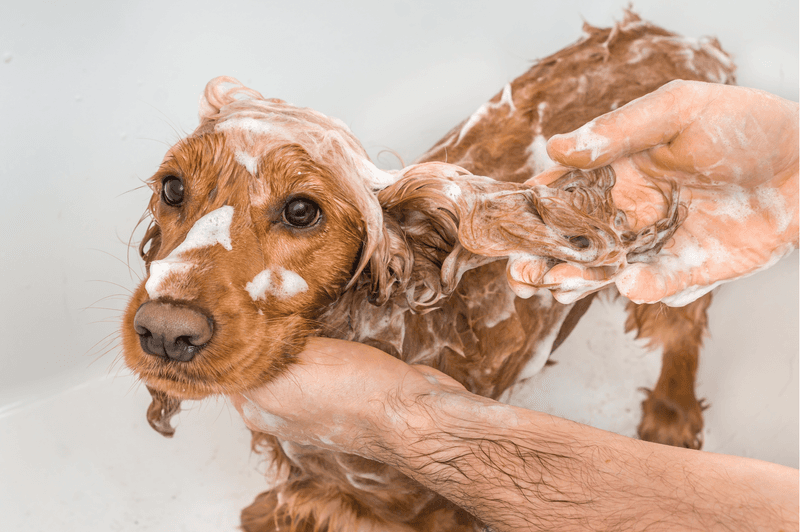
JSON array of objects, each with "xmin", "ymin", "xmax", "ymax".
[
  {"xmin": 282, "ymin": 198, "xmax": 321, "ymax": 228},
  {"xmin": 161, "ymin": 176, "xmax": 184, "ymax": 206}
]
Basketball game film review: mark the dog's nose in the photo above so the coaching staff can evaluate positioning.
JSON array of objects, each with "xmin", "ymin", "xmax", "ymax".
[{"xmin": 133, "ymin": 301, "xmax": 213, "ymax": 362}]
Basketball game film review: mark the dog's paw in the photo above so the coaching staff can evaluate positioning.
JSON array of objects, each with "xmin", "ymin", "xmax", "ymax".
[{"xmin": 637, "ymin": 389, "xmax": 706, "ymax": 449}]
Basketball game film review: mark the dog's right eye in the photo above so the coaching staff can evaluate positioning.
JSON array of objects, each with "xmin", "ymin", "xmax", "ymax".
[
  {"xmin": 282, "ymin": 197, "xmax": 321, "ymax": 228},
  {"xmin": 161, "ymin": 176, "xmax": 184, "ymax": 206}
]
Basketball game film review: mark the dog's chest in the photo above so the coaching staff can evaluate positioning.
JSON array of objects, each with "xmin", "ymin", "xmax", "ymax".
[{"xmin": 325, "ymin": 261, "xmax": 573, "ymax": 398}]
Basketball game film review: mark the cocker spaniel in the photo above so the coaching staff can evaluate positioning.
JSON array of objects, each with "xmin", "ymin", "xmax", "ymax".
[{"xmin": 122, "ymin": 12, "xmax": 734, "ymax": 531}]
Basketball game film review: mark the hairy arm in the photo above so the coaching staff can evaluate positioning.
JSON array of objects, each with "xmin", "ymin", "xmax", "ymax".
[
  {"xmin": 379, "ymin": 387, "xmax": 797, "ymax": 531},
  {"xmin": 231, "ymin": 338, "xmax": 799, "ymax": 532}
]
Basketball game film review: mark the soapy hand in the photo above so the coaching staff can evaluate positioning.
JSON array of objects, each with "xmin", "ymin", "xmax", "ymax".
[
  {"xmin": 229, "ymin": 337, "xmax": 465, "ymax": 456},
  {"xmin": 508, "ymin": 80, "xmax": 799, "ymax": 306}
]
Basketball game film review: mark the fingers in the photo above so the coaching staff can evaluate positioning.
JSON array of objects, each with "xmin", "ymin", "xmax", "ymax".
[
  {"xmin": 505, "ymin": 255, "xmax": 617, "ymax": 303},
  {"xmin": 546, "ymin": 80, "xmax": 705, "ymax": 169},
  {"xmin": 533, "ymin": 259, "xmax": 712, "ymax": 307},
  {"xmin": 229, "ymin": 393, "xmax": 289, "ymax": 434},
  {"xmin": 614, "ymin": 262, "xmax": 715, "ymax": 306},
  {"xmin": 505, "ymin": 255, "xmax": 549, "ymax": 298},
  {"xmin": 541, "ymin": 263, "xmax": 615, "ymax": 304},
  {"xmin": 524, "ymin": 164, "xmax": 572, "ymax": 186}
]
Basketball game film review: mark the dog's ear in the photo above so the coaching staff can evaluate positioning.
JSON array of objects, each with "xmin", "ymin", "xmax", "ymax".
[
  {"xmin": 138, "ymin": 189, "xmax": 164, "ymax": 274},
  {"xmin": 365, "ymin": 162, "xmax": 518, "ymax": 311},
  {"xmin": 365, "ymin": 163, "xmax": 473, "ymax": 311},
  {"xmin": 364, "ymin": 163, "xmax": 681, "ymax": 309},
  {"xmin": 454, "ymin": 165, "xmax": 682, "ymax": 265},
  {"xmin": 138, "ymin": 221, "xmax": 162, "ymax": 275}
]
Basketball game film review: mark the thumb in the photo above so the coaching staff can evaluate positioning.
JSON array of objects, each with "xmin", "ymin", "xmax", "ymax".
[{"xmin": 547, "ymin": 80, "xmax": 701, "ymax": 169}]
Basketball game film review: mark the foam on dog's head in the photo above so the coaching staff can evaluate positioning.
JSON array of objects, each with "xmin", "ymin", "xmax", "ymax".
[{"xmin": 195, "ymin": 76, "xmax": 396, "ymax": 285}]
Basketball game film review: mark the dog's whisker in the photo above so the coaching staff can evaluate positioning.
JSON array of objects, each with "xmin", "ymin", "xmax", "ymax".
[
  {"xmin": 86, "ymin": 336, "xmax": 122, "ymax": 365},
  {"xmin": 85, "ymin": 279, "xmax": 134, "ymax": 295},
  {"xmin": 86, "ymin": 247, "xmax": 142, "ymax": 283},
  {"xmin": 115, "ymin": 184, "xmax": 150, "ymax": 199}
]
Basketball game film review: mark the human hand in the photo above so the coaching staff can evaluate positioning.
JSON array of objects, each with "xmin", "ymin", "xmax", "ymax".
[
  {"xmin": 507, "ymin": 80, "xmax": 798, "ymax": 306},
  {"xmin": 228, "ymin": 337, "xmax": 466, "ymax": 457}
]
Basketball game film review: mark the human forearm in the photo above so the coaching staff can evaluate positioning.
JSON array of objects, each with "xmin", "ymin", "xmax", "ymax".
[
  {"xmin": 373, "ymin": 388, "xmax": 799, "ymax": 532},
  {"xmin": 231, "ymin": 339, "xmax": 799, "ymax": 531}
]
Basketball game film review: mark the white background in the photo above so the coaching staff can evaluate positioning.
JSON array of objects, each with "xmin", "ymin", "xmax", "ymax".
[{"xmin": 0, "ymin": 1, "xmax": 797, "ymax": 530}]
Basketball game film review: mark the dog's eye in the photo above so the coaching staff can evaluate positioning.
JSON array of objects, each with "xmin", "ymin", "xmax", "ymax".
[
  {"xmin": 161, "ymin": 176, "xmax": 184, "ymax": 206},
  {"xmin": 282, "ymin": 198, "xmax": 320, "ymax": 228}
]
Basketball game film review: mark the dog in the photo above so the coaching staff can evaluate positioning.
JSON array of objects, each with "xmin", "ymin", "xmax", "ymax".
[{"xmin": 122, "ymin": 12, "xmax": 735, "ymax": 531}]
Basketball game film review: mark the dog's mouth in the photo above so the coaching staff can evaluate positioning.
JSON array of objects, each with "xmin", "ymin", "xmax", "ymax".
[
  {"xmin": 137, "ymin": 368, "xmax": 215, "ymax": 400},
  {"xmin": 123, "ymin": 289, "xmax": 314, "ymax": 437},
  {"xmin": 138, "ymin": 348, "xmax": 297, "ymax": 438},
  {"xmin": 129, "ymin": 329, "xmax": 301, "ymax": 401}
]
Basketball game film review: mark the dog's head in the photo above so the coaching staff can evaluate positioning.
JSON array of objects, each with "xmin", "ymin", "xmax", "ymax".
[
  {"xmin": 121, "ymin": 77, "xmax": 680, "ymax": 435},
  {"xmin": 121, "ymin": 77, "xmax": 409, "ymax": 404}
]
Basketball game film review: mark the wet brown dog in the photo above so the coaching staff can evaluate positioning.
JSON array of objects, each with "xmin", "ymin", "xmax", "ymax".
[{"xmin": 122, "ymin": 12, "xmax": 734, "ymax": 531}]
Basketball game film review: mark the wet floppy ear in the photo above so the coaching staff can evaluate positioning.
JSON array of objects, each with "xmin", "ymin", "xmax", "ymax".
[
  {"xmin": 137, "ymin": 188, "xmax": 167, "ymax": 274},
  {"xmin": 455, "ymin": 166, "xmax": 623, "ymax": 263},
  {"xmin": 455, "ymin": 166, "xmax": 682, "ymax": 268},
  {"xmin": 139, "ymin": 221, "xmax": 162, "ymax": 275},
  {"xmin": 370, "ymin": 164, "xmax": 682, "ymax": 308},
  {"xmin": 369, "ymin": 163, "xmax": 495, "ymax": 311}
]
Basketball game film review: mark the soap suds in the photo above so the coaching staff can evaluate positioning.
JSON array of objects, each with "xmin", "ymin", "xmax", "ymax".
[
  {"xmin": 547, "ymin": 265, "xmax": 615, "ymax": 305},
  {"xmin": 235, "ymin": 150, "xmax": 260, "ymax": 175},
  {"xmin": 280, "ymin": 269, "xmax": 309, "ymax": 298},
  {"xmin": 172, "ymin": 205, "xmax": 234, "ymax": 254},
  {"xmin": 216, "ymin": 117, "xmax": 283, "ymax": 138},
  {"xmin": 527, "ymin": 134, "xmax": 555, "ymax": 175},
  {"xmin": 444, "ymin": 183, "xmax": 462, "ymax": 200},
  {"xmin": 499, "ymin": 83, "xmax": 516, "ymax": 113},
  {"xmin": 571, "ymin": 120, "xmax": 611, "ymax": 161},
  {"xmin": 242, "ymin": 396, "xmax": 287, "ymax": 430},
  {"xmin": 660, "ymin": 243, "xmax": 794, "ymax": 307},
  {"xmin": 456, "ymin": 83, "xmax": 516, "ymax": 145},
  {"xmin": 246, "ymin": 267, "xmax": 309, "ymax": 301},
  {"xmin": 246, "ymin": 269, "xmax": 273, "ymax": 301},
  {"xmin": 145, "ymin": 206, "xmax": 235, "ymax": 298},
  {"xmin": 145, "ymin": 260, "xmax": 192, "ymax": 299},
  {"xmin": 756, "ymin": 186, "xmax": 792, "ymax": 234}
]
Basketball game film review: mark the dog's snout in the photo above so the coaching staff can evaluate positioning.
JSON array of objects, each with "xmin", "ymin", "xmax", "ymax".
[{"xmin": 133, "ymin": 301, "xmax": 213, "ymax": 362}]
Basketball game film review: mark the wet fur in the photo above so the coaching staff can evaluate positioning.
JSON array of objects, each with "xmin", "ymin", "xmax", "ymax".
[{"xmin": 122, "ymin": 12, "xmax": 733, "ymax": 531}]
